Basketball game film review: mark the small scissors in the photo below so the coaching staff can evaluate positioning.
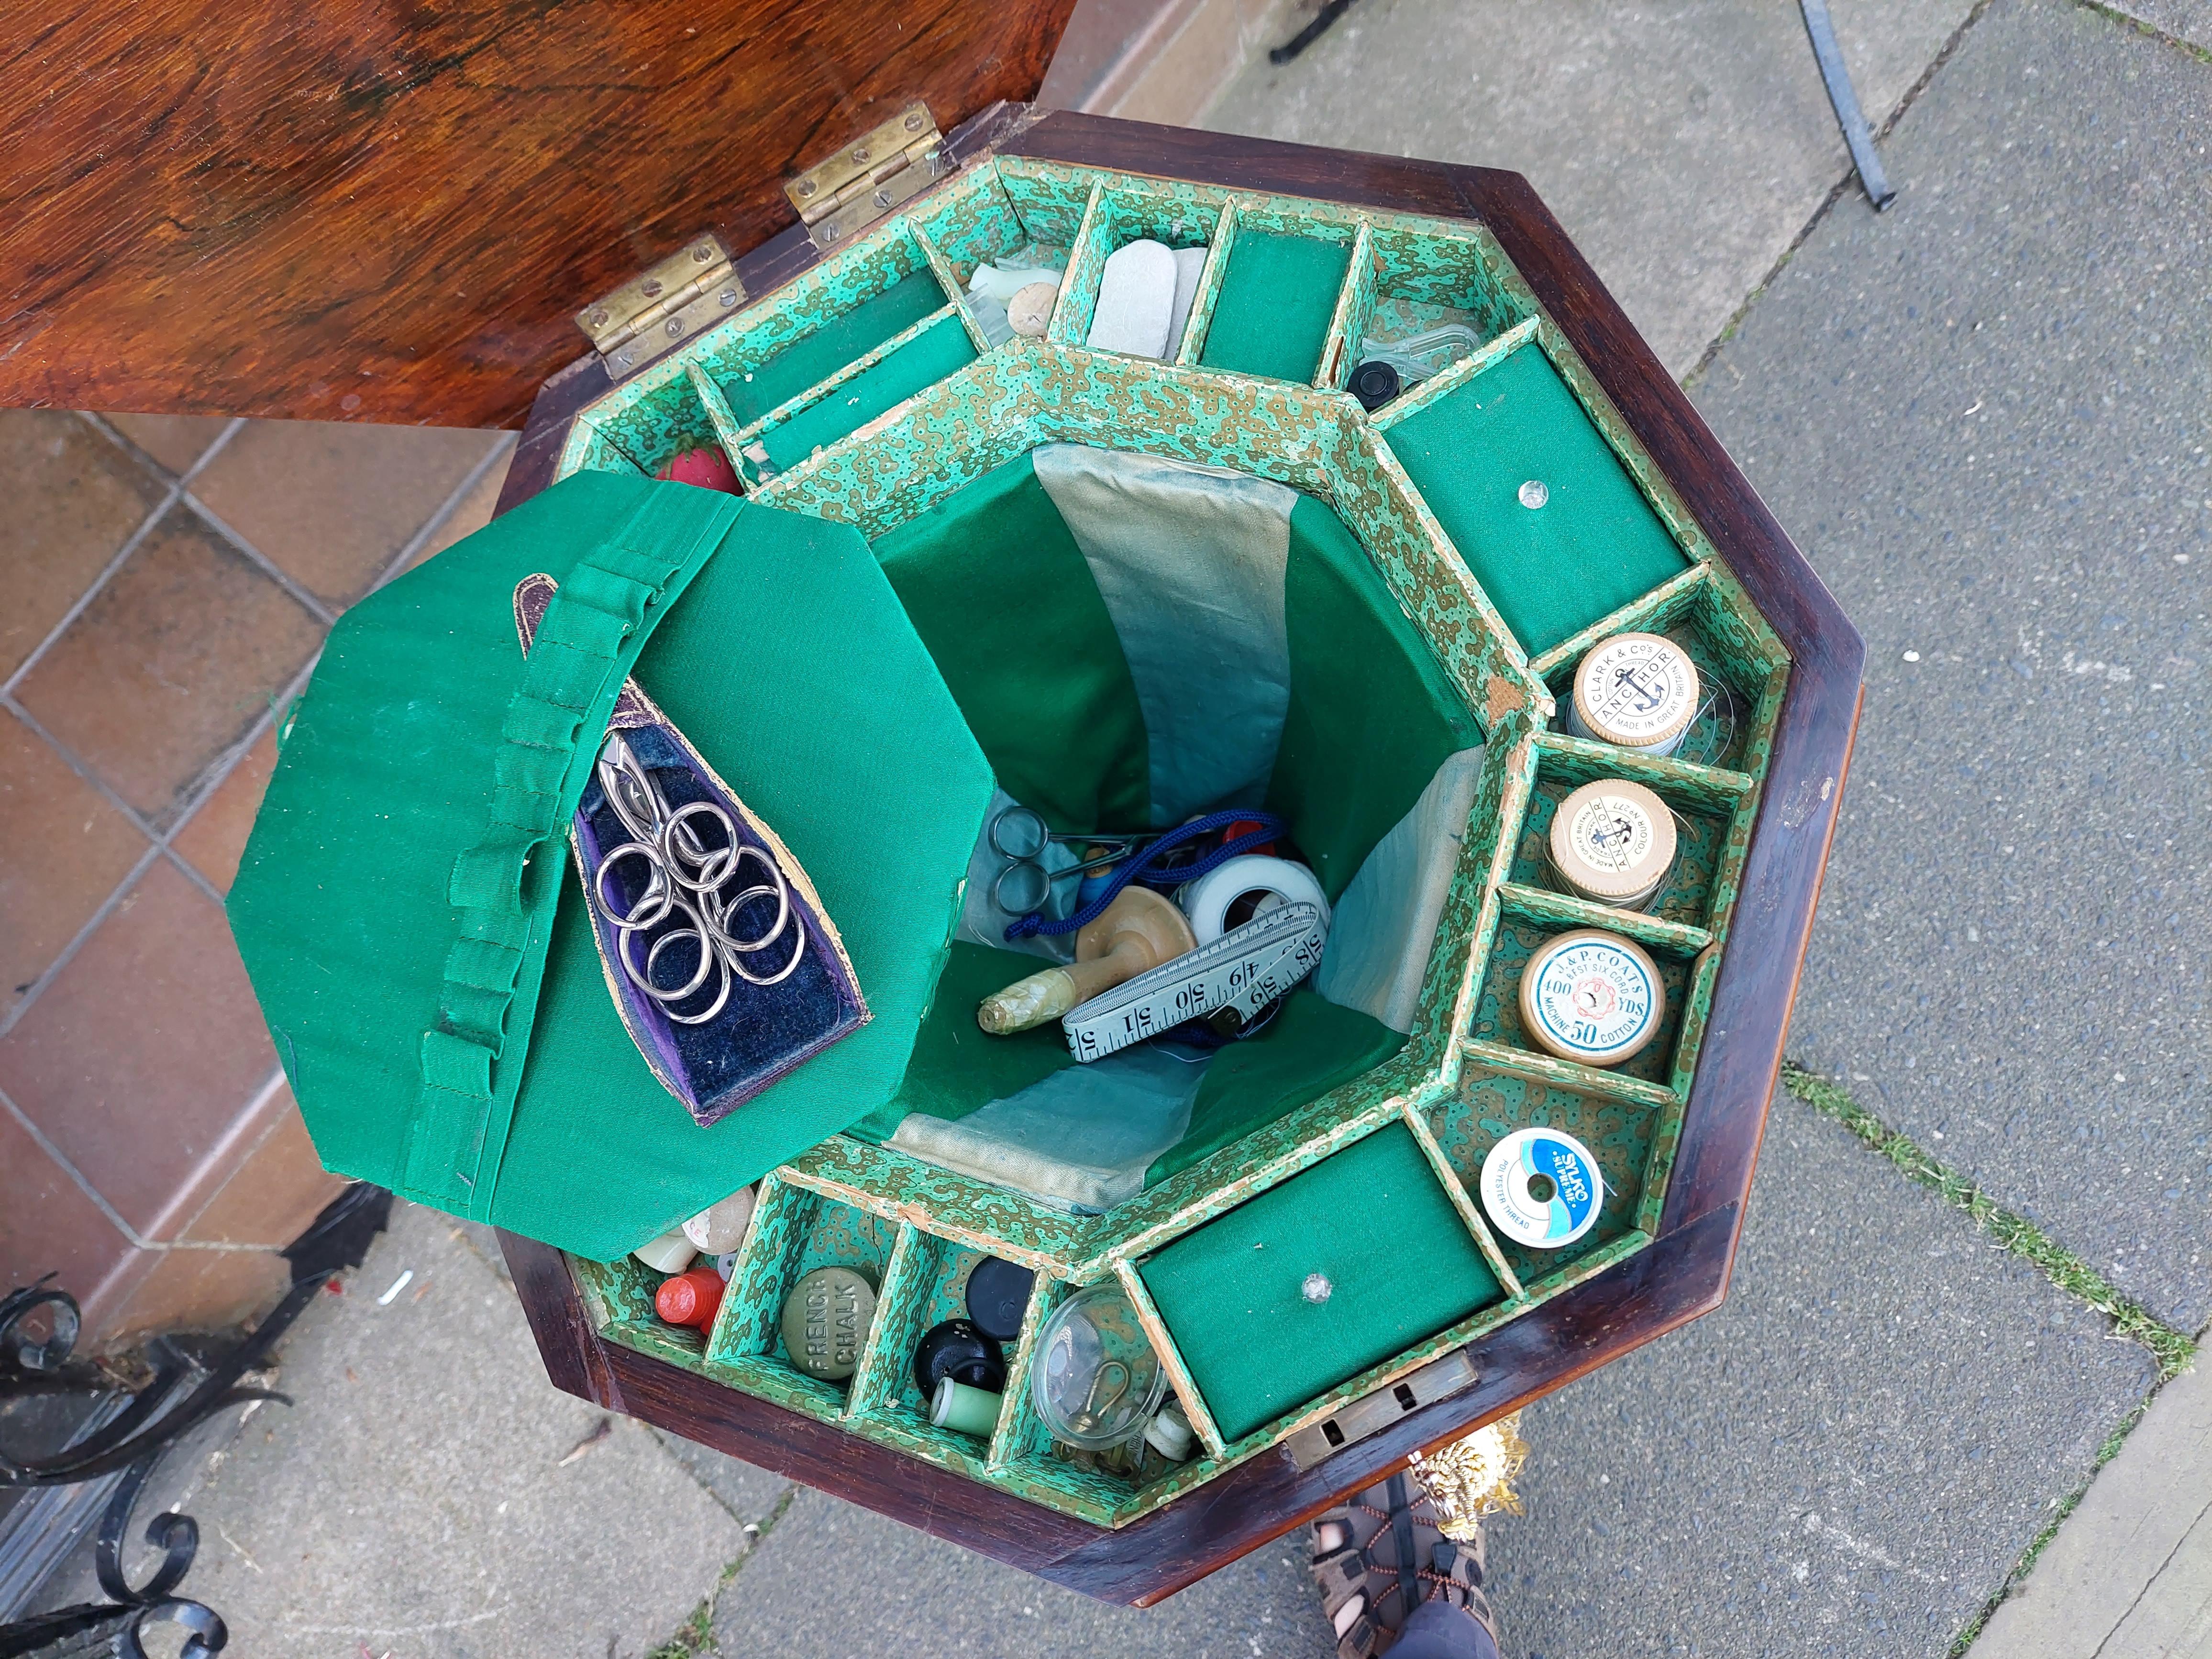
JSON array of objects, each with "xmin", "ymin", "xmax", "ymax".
[
  {"xmin": 988, "ymin": 803, "xmax": 1159, "ymax": 915},
  {"xmin": 588, "ymin": 734, "xmax": 803, "ymax": 1023}
]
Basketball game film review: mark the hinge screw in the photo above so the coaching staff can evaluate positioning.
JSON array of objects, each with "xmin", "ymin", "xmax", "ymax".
[
  {"xmin": 719, "ymin": 288, "xmax": 739, "ymax": 308},
  {"xmin": 641, "ymin": 278, "xmax": 663, "ymax": 299},
  {"xmin": 905, "ymin": 111, "xmax": 924, "ymax": 132},
  {"xmin": 853, "ymin": 146, "xmax": 870, "ymax": 163},
  {"xmin": 692, "ymin": 242, "xmax": 714, "ymax": 263},
  {"xmin": 796, "ymin": 178, "xmax": 816, "ymax": 198},
  {"xmin": 665, "ymin": 317, "xmax": 684, "ymax": 337},
  {"xmin": 586, "ymin": 308, "xmax": 608, "ymax": 328}
]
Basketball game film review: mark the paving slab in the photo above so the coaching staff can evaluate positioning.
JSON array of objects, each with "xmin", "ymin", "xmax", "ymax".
[
  {"xmin": 1974, "ymin": 1358, "xmax": 2212, "ymax": 1657},
  {"xmin": 1204, "ymin": 0, "xmax": 1977, "ymax": 376},
  {"xmin": 2101, "ymin": 0, "xmax": 2212, "ymax": 53},
  {"xmin": 1686, "ymin": 0, "xmax": 2212, "ymax": 1332},
  {"xmin": 1482, "ymin": 1090, "xmax": 2157, "ymax": 1659},
  {"xmin": 714, "ymin": 1481, "xmax": 1331, "ymax": 1659},
  {"xmin": 40, "ymin": 1201, "xmax": 748, "ymax": 1659}
]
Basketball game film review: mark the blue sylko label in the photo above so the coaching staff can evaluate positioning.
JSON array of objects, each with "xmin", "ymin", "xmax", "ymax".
[
  {"xmin": 1480, "ymin": 1127, "xmax": 1604, "ymax": 1249},
  {"xmin": 1524, "ymin": 931, "xmax": 1660, "ymax": 1065}
]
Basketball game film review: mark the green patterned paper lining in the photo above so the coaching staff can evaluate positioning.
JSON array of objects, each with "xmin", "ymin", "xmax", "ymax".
[{"xmin": 553, "ymin": 156, "xmax": 1790, "ymax": 1525}]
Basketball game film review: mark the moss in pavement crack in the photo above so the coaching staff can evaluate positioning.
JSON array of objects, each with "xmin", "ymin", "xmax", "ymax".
[
  {"xmin": 1781, "ymin": 1064, "xmax": 2195, "ymax": 1380},
  {"xmin": 644, "ymin": 1485, "xmax": 803, "ymax": 1657}
]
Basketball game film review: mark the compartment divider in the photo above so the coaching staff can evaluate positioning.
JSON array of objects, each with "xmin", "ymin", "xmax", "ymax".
[
  {"xmin": 704, "ymin": 1173, "xmax": 806, "ymax": 1369},
  {"xmin": 1398, "ymin": 1102, "xmax": 1525, "ymax": 1299},
  {"xmin": 731, "ymin": 300, "xmax": 964, "ymax": 452},
  {"xmin": 1369, "ymin": 315, "xmax": 1538, "ymax": 432},
  {"xmin": 1528, "ymin": 730, "xmax": 1757, "ymax": 817},
  {"xmin": 1458, "ymin": 1037, "xmax": 1681, "ymax": 1114},
  {"xmin": 912, "ymin": 227, "xmax": 996, "ymax": 355},
  {"xmin": 1527, "ymin": 561, "xmax": 1710, "ymax": 683},
  {"xmin": 1046, "ymin": 180, "xmax": 1110, "ymax": 349},
  {"xmin": 1666, "ymin": 943, "xmax": 1725, "ymax": 1102},
  {"xmin": 1173, "ymin": 199, "xmax": 1240, "ymax": 369},
  {"xmin": 1314, "ymin": 222, "xmax": 1377, "ymax": 394},
  {"xmin": 683, "ymin": 362, "xmax": 750, "ymax": 479},
  {"xmin": 987, "ymin": 1273, "xmax": 1065, "ymax": 1471},
  {"xmin": 1494, "ymin": 881, "xmax": 1714, "ymax": 959},
  {"xmin": 1113, "ymin": 1260, "xmax": 1228, "ymax": 1460},
  {"xmin": 843, "ymin": 1222, "xmax": 933, "ymax": 1420}
]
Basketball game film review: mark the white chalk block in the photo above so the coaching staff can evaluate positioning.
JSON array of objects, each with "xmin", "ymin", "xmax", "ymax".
[
  {"xmin": 1163, "ymin": 245, "xmax": 1207, "ymax": 359},
  {"xmin": 1087, "ymin": 239, "xmax": 1176, "ymax": 359}
]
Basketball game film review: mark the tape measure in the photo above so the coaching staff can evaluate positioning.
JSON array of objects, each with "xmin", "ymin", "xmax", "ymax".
[{"xmin": 1063, "ymin": 901, "xmax": 1327, "ymax": 1062}]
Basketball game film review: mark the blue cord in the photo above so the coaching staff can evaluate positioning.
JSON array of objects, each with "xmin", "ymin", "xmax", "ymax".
[{"xmin": 1004, "ymin": 810, "xmax": 1289, "ymax": 940}]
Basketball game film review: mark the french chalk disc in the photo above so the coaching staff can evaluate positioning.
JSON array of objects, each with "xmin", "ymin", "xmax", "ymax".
[
  {"xmin": 1518, "ymin": 928, "xmax": 1665, "ymax": 1066},
  {"xmin": 1480, "ymin": 1127, "xmax": 1605, "ymax": 1250},
  {"xmin": 964, "ymin": 1256, "xmax": 1035, "ymax": 1343},
  {"xmin": 1569, "ymin": 632, "xmax": 1699, "ymax": 754},
  {"xmin": 780, "ymin": 1266, "xmax": 878, "ymax": 1382}
]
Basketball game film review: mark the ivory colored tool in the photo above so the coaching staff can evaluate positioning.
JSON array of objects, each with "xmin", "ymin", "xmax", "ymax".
[{"xmin": 977, "ymin": 888, "xmax": 1194, "ymax": 1036}]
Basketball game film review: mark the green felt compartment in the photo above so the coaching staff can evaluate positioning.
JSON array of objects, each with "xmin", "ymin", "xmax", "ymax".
[
  {"xmin": 760, "ymin": 312, "xmax": 977, "ymax": 472},
  {"xmin": 1385, "ymin": 343, "xmax": 1690, "ymax": 656},
  {"xmin": 1139, "ymin": 1121, "xmax": 1503, "ymax": 1443},
  {"xmin": 1426, "ymin": 1074, "xmax": 1652, "ymax": 1286},
  {"xmin": 1198, "ymin": 232, "xmax": 1354, "ymax": 384},
  {"xmin": 721, "ymin": 268, "xmax": 949, "ymax": 428}
]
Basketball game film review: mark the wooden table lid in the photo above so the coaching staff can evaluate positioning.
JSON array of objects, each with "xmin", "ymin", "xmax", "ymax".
[{"xmin": 1, "ymin": 0, "xmax": 1077, "ymax": 430}]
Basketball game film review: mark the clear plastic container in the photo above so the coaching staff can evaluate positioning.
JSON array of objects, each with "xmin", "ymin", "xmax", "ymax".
[{"xmin": 1031, "ymin": 1282, "xmax": 1170, "ymax": 1450}]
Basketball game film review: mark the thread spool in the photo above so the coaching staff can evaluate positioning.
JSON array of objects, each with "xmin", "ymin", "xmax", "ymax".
[
  {"xmin": 1546, "ymin": 779, "xmax": 1676, "ymax": 910},
  {"xmin": 683, "ymin": 1185, "xmax": 755, "ymax": 1255},
  {"xmin": 1518, "ymin": 929, "xmax": 1665, "ymax": 1067},
  {"xmin": 1566, "ymin": 633, "xmax": 1699, "ymax": 757},
  {"xmin": 654, "ymin": 1266, "xmax": 725, "ymax": 1331},
  {"xmin": 930, "ymin": 1377, "xmax": 1003, "ymax": 1438},
  {"xmin": 1480, "ymin": 1128, "xmax": 1604, "ymax": 1250},
  {"xmin": 1144, "ymin": 1404, "xmax": 1195, "ymax": 1462},
  {"xmin": 1176, "ymin": 855, "xmax": 1331, "ymax": 944},
  {"xmin": 631, "ymin": 1229, "xmax": 698, "ymax": 1274}
]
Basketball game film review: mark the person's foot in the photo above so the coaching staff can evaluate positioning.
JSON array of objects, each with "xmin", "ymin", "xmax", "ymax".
[{"xmin": 1308, "ymin": 1471, "xmax": 1503, "ymax": 1658}]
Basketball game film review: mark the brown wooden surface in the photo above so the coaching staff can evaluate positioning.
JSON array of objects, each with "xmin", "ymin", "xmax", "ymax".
[
  {"xmin": 0, "ymin": 1, "xmax": 1074, "ymax": 431},
  {"xmin": 497, "ymin": 111, "xmax": 1867, "ymax": 1604}
]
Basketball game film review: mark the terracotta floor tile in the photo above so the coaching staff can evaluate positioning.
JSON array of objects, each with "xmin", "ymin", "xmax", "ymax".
[
  {"xmin": 409, "ymin": 438, "xmax": 514, "ymax": 569},
  {"xmin": 0, "ymin": 1105, "xmax": 135, "ymax": 1316},
  {"xmin": 98, "ymin": 1241, "xmax": 290, "ymax": 1347},
  {"xmin": 180, "ymin": 1083, "xmax": 344, "ymax": 1250},
  {"xmin": 170, "ymin": 728, "xmax": 277, "ymax": 893},
  {"xmin": 13, "ymin": 506, "xmax": 324, "ymax": 827},
  {"xmin": 0, "ymin": 709, "xmax": 151, "ymax": 1018},
  {"xmin": 105, "ymin": 413, "xmax": 233, "ymax": 478},
  {"xmin": 0, "ymin": 409, "xmax": 166, "ymax": 682},
  {"xmin": 192, "ymin": 419, "xmax": 503, "ymax": 608},
  {"xmin": 0, "ymin": 860, "xmax": 276, "ymax": 1240}
]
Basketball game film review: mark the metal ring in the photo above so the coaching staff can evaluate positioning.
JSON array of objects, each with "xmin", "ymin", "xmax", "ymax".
[
  {"xmin": 727, "ymin": 912, "xmax": 806, "ymax": 986},
  {"xmin": 993, "ymin": 859, "xmax": 1051, "ymax": 915},
  {"xmin": 989, "ymin": 804, "xmax": 1048, "ymax": 861},
  {"xmin": 662, "ymin": 800, "xmax": 738, "ymax": 890},
  {"xmin": 714, "ymin": 847, "xmax": 791, "ymax": 952},
  {"xmin": 595, "ymin": 842, "xmax": 673, "ymax": 931}
]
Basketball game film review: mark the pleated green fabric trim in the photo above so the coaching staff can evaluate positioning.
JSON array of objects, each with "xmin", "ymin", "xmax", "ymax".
[{"xmin": 398, "ymin": 489, "xmax": 740, "ymax": 1219}]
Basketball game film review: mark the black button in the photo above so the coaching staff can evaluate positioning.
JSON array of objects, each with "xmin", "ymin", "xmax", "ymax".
[
  {"xmin": 913, "ymin": 1318, "xmax": 1006, "ymax": 1396},
  {"xmin": 1351, "ymin": 360, "xmax": 1401, "ymax": 411},
  {"xmin": 964, "ymin": 1255, "xmax": 1035, "ymax": 1342}
]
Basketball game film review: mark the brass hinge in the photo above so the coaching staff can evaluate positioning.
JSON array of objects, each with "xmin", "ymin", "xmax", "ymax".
[
  {"xmin": 575, "ymin": 233, "xmax": 746, "ymax": 379},
  {"xmin": 785, "ymin": 100, "xmax": 950, "ymax": 253}
]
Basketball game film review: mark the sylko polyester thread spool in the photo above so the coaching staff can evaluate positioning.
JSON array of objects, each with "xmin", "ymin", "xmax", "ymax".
[
  {"xmin": 1480, "ymin": 1127, "xmax": 1604, "ymax": 1250},
  {"xmin": 1545, "ymin": 779, "xmax": 1676, "ymax": 910},
  {"xmin": 1517, "ymin": 929, "xmax": 1665, "ymax": 1067},
  {"xmin": 1567, "ymin": 633, "xmax": 1699, "ymax": 757}
]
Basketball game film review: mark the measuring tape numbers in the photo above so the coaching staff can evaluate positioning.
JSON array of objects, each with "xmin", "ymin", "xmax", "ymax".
[{"xmin": 1062, "ymin": 902, "xmax": 1327, "ymax": 1062}]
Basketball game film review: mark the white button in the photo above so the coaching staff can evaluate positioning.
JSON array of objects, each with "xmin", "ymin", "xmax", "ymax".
[
  {"xmin": 1303, "ymin": 1272, "xmax": 1333, "ymax": 1304},
  {"xmin": 1519, "ymin": 479, "xmax": 1550, "ymax": 509}
]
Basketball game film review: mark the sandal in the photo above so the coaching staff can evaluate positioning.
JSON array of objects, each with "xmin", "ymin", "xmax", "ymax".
[{"xmin": 1309, "ymin": 1471, "xmax": 1503, "ymax": 1658}]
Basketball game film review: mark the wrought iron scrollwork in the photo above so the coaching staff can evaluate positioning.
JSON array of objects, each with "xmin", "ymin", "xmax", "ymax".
[{"xmin": 0, "ymin": 1184, "xmax": 393, "ymax": 1658}]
